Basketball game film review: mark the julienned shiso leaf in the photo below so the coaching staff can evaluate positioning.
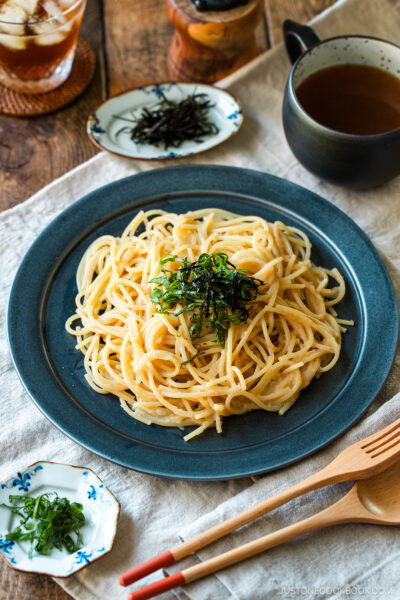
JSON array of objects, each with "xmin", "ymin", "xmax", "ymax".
[
  {"xmin": 113, "ymin": 87, "xmax": 219, "ymax": 150},
  {"xmin": 1, "ymin": 493, "xmax": 85, "ymax": 558},
  {"xmin": 150, "ymin": 252, "xmax": 263, "ymax": 362}
]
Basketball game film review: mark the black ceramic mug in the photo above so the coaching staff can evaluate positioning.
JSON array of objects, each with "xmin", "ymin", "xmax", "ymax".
[{"xmin": 282, "ymin": 20, "xmax": 400, "ymax": 189}]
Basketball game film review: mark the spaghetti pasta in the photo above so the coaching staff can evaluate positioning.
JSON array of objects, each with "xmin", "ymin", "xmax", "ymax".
[{"xmin": 66, "ymin": 209, "xmax": 351, "ymax": 441}]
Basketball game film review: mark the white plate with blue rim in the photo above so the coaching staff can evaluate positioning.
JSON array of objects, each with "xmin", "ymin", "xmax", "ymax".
[
  {"xmin": 87, "ymin": 82, "xmax": 243, "ymax": 160},
  {"xmin": 0, "ymin": 461, "xmax": 120, "ymax": 577}
]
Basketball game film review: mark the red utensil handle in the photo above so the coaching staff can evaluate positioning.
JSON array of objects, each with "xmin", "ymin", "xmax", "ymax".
[
  {"xmin": 128, "ymin": 572, "xmax": 185, "ymax": 600},
  {"xmin": 120, "ymin": 550, "xmax": 175, "ymax": 586}
]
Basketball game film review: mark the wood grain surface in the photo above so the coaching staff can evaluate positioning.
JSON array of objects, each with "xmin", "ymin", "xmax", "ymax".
[
  {"xmin": 104, "ymin": 0, "xmax": 174, "ymax": 96},
  {"xmin": 0, "ymin": 0, "xmax": 105, "ymax": 211},
  {"xmin": 264, "ymin": 0, "xmax": 335, "ymax": 45},
  {"xmin": 0, "ymin": 1, "xmax": 336, "ymax": 598}
]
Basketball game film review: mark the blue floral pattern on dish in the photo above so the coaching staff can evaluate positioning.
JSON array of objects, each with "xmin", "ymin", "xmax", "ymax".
[
  {"xmin": 89, "ymin": 114, "xmax": 106, "ymax": 142},
  {"xmin": 67, "ymin": 547, "xmax": 107, "ymax": 573},
  {"xmin": 150, "ymin": 84, "xmax": 170, "ymax": 98},
  {"xmin": 1, "ymin": 465, "xmax": 43, "ymax": 491},
  {"xmin": 227, "ymin": 109, "xmax": 242, "ymax": 126},
  {"xmin": 139, "ymin": 83, "xmax": 174, "ymax": 98},
  {"xmin": 0, "ymin": 537, "xmax": 14, "ymax": 554},
  {"xmin": 87, "ymin": 484, "xmax": 97, "ymax": 500},
  {"xmin": 75, "ymin": 550, "xmax": 92, "ymax": 564},
  {"xmin": 82, "ymin": 471, "xmax": 110, "ymax": 505},
  {"xmin": 0, "ymin": 538, "xmax": 16, "ymax": 564}
]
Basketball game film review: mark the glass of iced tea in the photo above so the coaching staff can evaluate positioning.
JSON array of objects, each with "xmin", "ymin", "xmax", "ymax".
[{"xmin": 0, "ymin": 0, "xmax": 87, "ymax": 94}]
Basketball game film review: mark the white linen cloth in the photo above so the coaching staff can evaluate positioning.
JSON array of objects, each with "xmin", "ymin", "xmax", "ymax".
[{"xmin": 1, "ymin": 0, "xmax": 400, "ymax": 598}]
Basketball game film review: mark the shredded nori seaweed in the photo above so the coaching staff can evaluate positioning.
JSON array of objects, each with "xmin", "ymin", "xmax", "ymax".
[{"xmin": 114, "ymin": 87, "xmax": 219, "ymax": 150}]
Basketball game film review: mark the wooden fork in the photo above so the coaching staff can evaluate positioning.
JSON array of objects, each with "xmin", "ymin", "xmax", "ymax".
[
  {"xmin": 127, "ymin": 458, "xmax": 400, "ymax": 600},
  {"xmin": 120, "ymin": 417, "xmax": 400, "ymax": 587}
]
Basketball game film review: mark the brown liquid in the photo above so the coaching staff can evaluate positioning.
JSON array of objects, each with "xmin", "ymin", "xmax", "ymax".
[
  {"xmin": 0, "ymin": 23, "xmax": 81, "ymax": 81},
  {"xmin": 0, "ymin": 1, "xmax": 83, "ymax": 81},
  {"xmin": 295, "ymin": 64, "xmax": 400, "ymax": 135}
]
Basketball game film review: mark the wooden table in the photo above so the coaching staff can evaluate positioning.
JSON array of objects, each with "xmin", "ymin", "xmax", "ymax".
[{"xmin": 0, "ymin": 0, "xmax": 335, "ymax": 597}]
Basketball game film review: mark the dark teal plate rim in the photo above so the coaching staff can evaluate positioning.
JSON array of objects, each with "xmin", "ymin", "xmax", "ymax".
[{"xmin": 7, "ymin": 166, "xmax": 398, "ymax": 480}]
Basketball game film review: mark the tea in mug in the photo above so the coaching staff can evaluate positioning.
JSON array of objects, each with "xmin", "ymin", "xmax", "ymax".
[{"xmin": 295, "ymin": 63, "xmax": 400, "ymax": 135}]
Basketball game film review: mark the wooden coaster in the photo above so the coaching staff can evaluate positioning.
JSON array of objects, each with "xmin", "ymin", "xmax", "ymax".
[{"xmin": 0, "ymin": 38, "xmax": 95, "ymax": 117}]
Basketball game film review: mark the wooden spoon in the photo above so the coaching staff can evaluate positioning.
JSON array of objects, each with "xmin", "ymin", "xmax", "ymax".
[
  {"xmin": 128, "ymin": 460, "xmax": 400, "ymax": 599},
  {"xmin": 121, "ymin": 417, "xmax": 400, "ymax": 587}
]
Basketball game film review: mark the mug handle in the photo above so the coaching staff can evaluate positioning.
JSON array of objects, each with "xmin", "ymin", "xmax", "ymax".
[{"xmin": 282, "ymin": 19, "xmax": 320, "ymax": 64}]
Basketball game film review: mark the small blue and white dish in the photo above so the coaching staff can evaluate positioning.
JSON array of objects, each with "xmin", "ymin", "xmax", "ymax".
[
  {"xmin": 0, "ymin": 461, "xmax": 120, "ymax": 577},
  {"xmin": 87, "ymin": 82, "xmax": 243, "ymax": 160}
]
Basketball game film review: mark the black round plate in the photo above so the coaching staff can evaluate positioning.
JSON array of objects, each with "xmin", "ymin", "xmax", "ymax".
[{"xmin": 7, "ymin": 166, "xmax": 398, "ymax": 480}]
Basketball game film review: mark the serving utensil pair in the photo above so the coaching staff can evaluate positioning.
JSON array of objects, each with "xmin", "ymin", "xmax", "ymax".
[{"xmin": 120, "ymin": 417, "xmax": 400, "ymax": 599}]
